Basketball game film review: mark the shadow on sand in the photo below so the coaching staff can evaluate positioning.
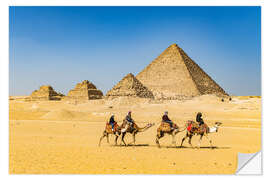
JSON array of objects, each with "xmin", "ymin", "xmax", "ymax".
[
  {"xmin": 165, "ymin": 146, "xmax": 231, "ymax": 149},
  {"xmin": 112, "ymin": 144, "xmax": 149, "ymax": 147},
  {"xmin": 109, "ymin": 144, "xmax": 230, "ymax": 149}
]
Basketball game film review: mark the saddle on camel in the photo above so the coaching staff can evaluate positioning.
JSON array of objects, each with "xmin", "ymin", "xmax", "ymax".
[
  {"xmin": 185, "ymin": 112, "xmax": 210, "ymax": 134},
  {"xmin": 120, "ymin": 111, "xmax": 154, "ymax": 146},
  {"xmin": 186, "ymin": 120, "xmax": 209, "ymax": 134},
  {"xmin": 99, "ymin": 114, "xmax": 121, "ymax": 146},
  {"xmin": 162, "ymin": 111, "xmax": 176, "ymax": 130},
  {"xmin": 181, "ymin": 112, "xmax": 222, "ymax": 148},
  {"xmin": 121, "ymin": 111, "xmax": 135, "ymax": 133},
  {"xmin": 156, "ymin": 111, "xmax": 185, "ymax": 148}
]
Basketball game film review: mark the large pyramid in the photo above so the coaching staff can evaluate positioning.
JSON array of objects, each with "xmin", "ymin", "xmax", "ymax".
[
  {"xmin": 106, "ymin": 73, "xmax": 154, "ymax": 98},
  {"xmin": 136, "ymin": 43, "xmax": 228, "ymax": 100}
]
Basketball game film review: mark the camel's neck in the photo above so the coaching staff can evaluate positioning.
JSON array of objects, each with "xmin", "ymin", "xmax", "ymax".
[
  {"xmin": 138, "ymin": 124, "xmax": 152, "ymax": 132},
  {"xmin": 208, "ymin": 125, "xmax": 220, "ymax": 133}
]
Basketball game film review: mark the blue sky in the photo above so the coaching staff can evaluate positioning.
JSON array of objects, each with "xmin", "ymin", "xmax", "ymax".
[{"xmin": 9, "ymin": 6, "xmax": 261, "ymax": 96}]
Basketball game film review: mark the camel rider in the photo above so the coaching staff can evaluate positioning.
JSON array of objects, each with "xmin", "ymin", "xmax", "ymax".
[
  {"xmin": 109, "ymin": 114, "xmax": 116, "ymax": 131},
  {"xmin": 162, "ymin": 111, "xmax": 174, "ymax": 130},
  {"xmin": 196, "ymin": 112, "xmax": 204, "ymax": 126},
  {"xmin": 121, "ymin": 111, "xmax": 134, "ymax": 132},
  {"xmin": 126, "ymin": 111, "xmax": 134, "ymax": 126}
]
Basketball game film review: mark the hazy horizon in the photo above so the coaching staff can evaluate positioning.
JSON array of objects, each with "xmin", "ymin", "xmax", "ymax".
[{"xmin": 9, "ymin": 6, "xmax": 261, "ymax": 96}]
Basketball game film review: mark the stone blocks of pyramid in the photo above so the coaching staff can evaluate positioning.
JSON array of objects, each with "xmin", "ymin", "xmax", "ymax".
[
  {"xmin": 106, "ymin": 73, "xmax": 154, "ymax": 98},
  {"xmin": 30, "ymin": 85, "xmax": 64, "ymax": 101},
  {"xmin": 66, "ymin": 80, "xmax": 103, "ymax": 100},
  {"xmin": 136, "ymin": 44, "xmax": 228, "ymax": 100}
]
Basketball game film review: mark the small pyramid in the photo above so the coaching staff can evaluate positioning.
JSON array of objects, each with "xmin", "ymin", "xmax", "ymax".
[
  {"xmin": 136, "ymin": 43, "xmax": 228, "ymax": 99},
  {"xmin": 106, "ymin": 73, "xmax": 154, "ymax": 98},
  {"xmin": 66, "ymin": 80, "xmax": 103, "ymax": 100},
  {"xmin": 30, "ymin": 85, "xmax": 63, "ymax": 101}
]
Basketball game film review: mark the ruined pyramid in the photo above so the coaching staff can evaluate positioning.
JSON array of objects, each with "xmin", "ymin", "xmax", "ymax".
[
  {"xmin": 30, "ymin": 85, "xmax": 64, "ymax": 101},
  {"xmin": 136, "ymin": 43, "xmax": 228, "ymax": 100},
  {"xmin": 66, "ymin": 80, "xmax": 103, "ymax": 100},
  {"xmin": 106, "ymin": 73, "xmax": 154, "ymax": 98}
]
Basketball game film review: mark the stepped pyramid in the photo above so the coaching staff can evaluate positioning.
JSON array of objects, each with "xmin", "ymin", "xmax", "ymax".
[
  {"xmin": 66, "ymin": 80, "xmax": 103, "ymax": 100},
  {"xmin": 106, "ymin": 73, "xmax": 154, "ymax": 98},
  {"xmin": 30, "ymin": 85, "xmax": 64, "ymax": 101},
  {"xmin": 136, "ymin": 43, "xmax": 228, "ymax": 100}
]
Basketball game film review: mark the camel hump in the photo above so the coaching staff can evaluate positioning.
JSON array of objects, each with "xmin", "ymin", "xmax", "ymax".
[
  {"xmin": 200, "ymin": 123, "xmax": 208, "ymax": 129},
  {"xmin": 133, "ymin": 122, "xmax": 139, "ymax": 129},
  {"xmin": 160, "ymin": 122, "xmax": 174, "ymax": 128},
  {"xmin": 161, "ymin": 122, "xmax": 170, "ymax": 127},
  {"xmin": 161, "ymin": 121, "xmax": 178, "ymax": 127},
  {"xmin": 199, "ymin": 123, "xmax": 208, "ymax": 132},
  {"xmin": 187, "ymin": 120, "xmax": 195, "ymax": 125},
  {"xmin": 105, "ymin": 123, "xmax": 111, "ymax": 128},
  {"xmin": 106, "ymin": 122, "xmax": 115, "ymax": 127}
]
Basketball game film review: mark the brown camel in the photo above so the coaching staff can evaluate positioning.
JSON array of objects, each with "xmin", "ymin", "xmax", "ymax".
[
  {"xmin": 120, "ymin": 120, "xmax": 155, "ymax": 146},
  {"xmin": 155, "ymin": 122, "xmax": 185, "ymax": 148},
  {"xmin": 99, "ymin": 122, "xmax": 121, "ymax": 146},
  {"xmin": 180, "ymin": 121, "xmax": 222, "ymax": 148}
]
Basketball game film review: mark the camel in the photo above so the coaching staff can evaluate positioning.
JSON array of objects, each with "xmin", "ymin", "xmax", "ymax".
[
  {"xmin": 120, "ymin": 120, "xmax": 155, "ymax": 146},
  {"xmin": 155, "ymin": 122, "xmax": 185, "ymax": 148},
  {"xmin": 180, "ymin": 121, "xmax": 222, "ymax": 148},
  {"xmin": 99, "ymin": 122, "xmax": 121, "ymax": 146}
]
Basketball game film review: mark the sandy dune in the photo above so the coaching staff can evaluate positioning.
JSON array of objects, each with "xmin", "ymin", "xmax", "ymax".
[{"xmin": 9, "ymin": 95, "xmax": 261, "ymax": 174}]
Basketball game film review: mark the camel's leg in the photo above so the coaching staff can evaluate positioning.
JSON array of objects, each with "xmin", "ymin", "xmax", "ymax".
[
  {"xmin": 114, "ymin": 134, "xmax": 119, "ymax": 146},
  {"xmin": 188, "ymin": 135, "xmax": 193, "ymax": 148},
  {"xmin": 156, "ymin": 131, "xmax": 164, "ymax": 148},
  {"xmin": 197, "ymin": 134, "xmax": 203, "ymax": 148},
  {"xmin": 99, "ymin": 131, "xmax": 107, "ymax": 146},
  {"xmin": 180, "ymin": 133, "xmax": 188, "ymax": 147},
  {"xmin": 172, "ymin": 132, "xmax": 176, "ymax": 147},
  {"xmin": 204, "ymin": 134, "xmax": 213, "ymax": 148},
  {"xmin": 132, "ymin": 132, "xmax": 136, "ymax": 145},
  {"xmin": 121, "ymin": 132, "xmax": 127, "ymax": 146},
  {"xmin": 106, "ymin": 133, "xmax": 109, "ymax": 144}
]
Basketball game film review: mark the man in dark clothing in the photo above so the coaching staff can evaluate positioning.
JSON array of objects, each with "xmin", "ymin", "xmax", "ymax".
[
  {"xmin": 109, "ymin": 114, "xmax": 116, "ymax": 131},
  {"xmin": 196, "ymin": 112, "xmax": 204, "ymax": 126},
  {"xmin": 162, "ymin": 111, "xmax": 174, "ymax": 130},
  {"xmin": 126, "ymin": 111, "xmax": 134, "ymax": 123},
  {"xmin": 122, "ymin": 111, "xmax": 135, "ymax": 132}
]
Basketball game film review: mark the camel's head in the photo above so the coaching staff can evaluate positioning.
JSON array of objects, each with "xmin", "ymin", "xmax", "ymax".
[
  {"xmin": 209, "ymin": 122, "xmax": 222, "ymax": 133},
  {"xmin": 144, "ymin": 123, "xmax": 155, "ymax": 129},
  {"xmin": 215, "ymin": 122, "xmax": 222, "ymax": 127},
  {"xmin": 146, "ymin": 123, "xmax": 155, "ymax": 128}
]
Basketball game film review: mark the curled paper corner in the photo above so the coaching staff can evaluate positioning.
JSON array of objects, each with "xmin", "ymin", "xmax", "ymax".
[{"xmin": 236, "ymin": 151, "xmax": 262, "ymax": 175}]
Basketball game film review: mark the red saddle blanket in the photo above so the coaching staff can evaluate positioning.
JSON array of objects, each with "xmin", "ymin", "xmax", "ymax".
[
  {"xmin": 187, "ymin": 122, "xmax": 207, "ymax": 132},
  {"xmin": 187, "ymin": 123, "xmax": 192, "ymax": 131}
]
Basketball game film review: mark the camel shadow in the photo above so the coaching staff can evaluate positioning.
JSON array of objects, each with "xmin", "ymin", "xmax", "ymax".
[
  {"xmin": 113, "ymin": 144, "xmax": 149, "ymax": 147},
  {"xmin": 165, "ymin": 146, "xmax": 231, "ymax": 149}
]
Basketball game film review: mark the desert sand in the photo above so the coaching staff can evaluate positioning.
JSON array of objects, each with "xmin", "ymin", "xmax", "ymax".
[{"xmin": 9, "ymin": 95, "xmax": 261, "ymax": 174}]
